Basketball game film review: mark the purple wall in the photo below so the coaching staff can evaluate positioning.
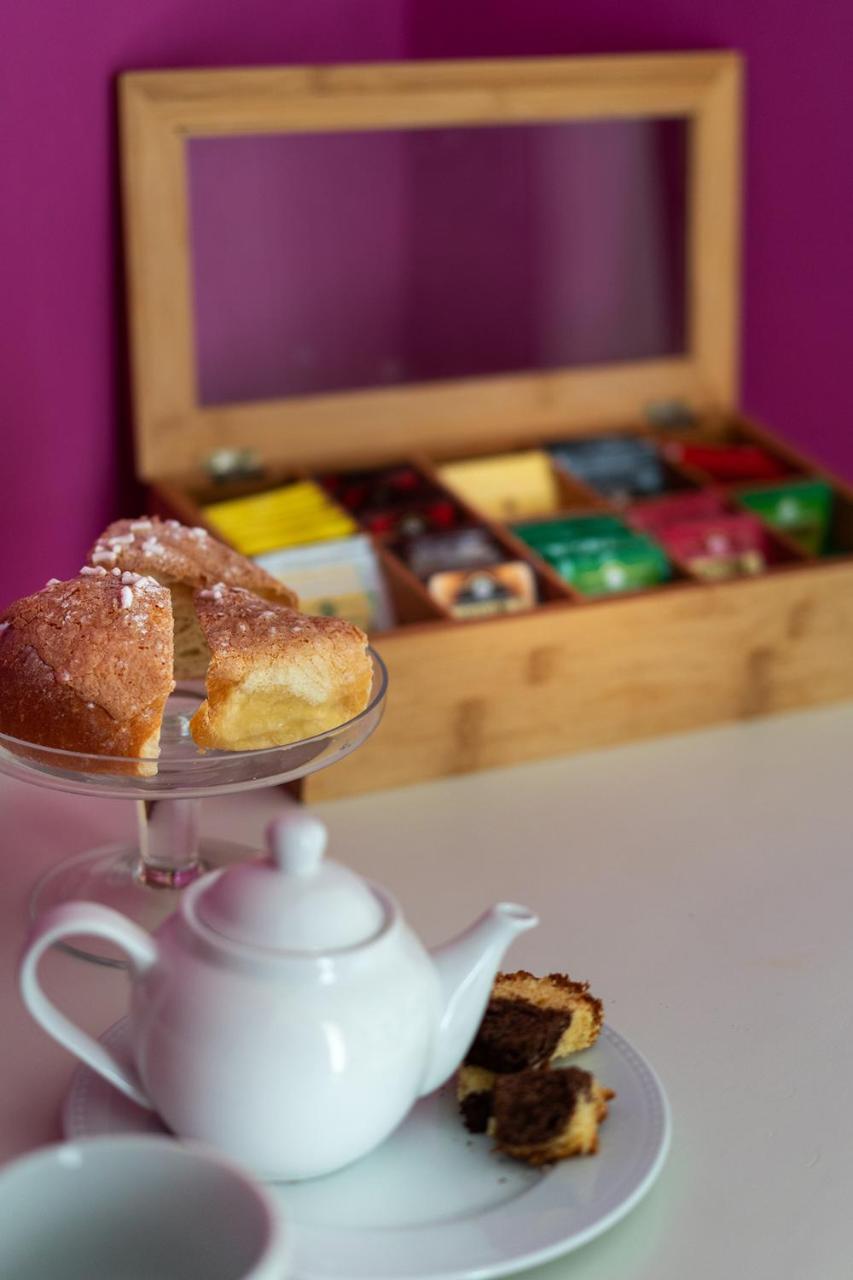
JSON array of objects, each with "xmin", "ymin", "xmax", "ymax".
[
  {"xmin": 1, "ymin": 1, "xmax": 407, "ymax": 605},
  {"xmin": 3, "ymin": 1, "xmax": 852, "ymax": 602}
]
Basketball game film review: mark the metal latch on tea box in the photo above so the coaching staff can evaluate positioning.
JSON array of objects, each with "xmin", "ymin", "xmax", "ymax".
[
  {"xmin": 644, "ymin": 400, "xmax": 697, "ymax": 430},
  {"xmin": 203, "ymin": 448, "xmax": 266, "ymax": 483}
]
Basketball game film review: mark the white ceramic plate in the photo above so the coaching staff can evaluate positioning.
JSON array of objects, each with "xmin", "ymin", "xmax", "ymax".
[{"xmin": 64, "ymin": 1018, "xmax": 670, "ymax": 1280}]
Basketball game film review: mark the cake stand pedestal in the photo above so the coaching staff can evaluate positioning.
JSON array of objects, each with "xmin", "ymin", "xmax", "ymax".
[{"xmin": 0, "ymin": 653, "xmax": 387, "ymax": 966}]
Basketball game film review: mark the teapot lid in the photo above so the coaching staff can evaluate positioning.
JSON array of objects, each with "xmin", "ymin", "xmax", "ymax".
[{"xmin": 195, "ymin": 810, "xmax": 386, "ymax": 952}]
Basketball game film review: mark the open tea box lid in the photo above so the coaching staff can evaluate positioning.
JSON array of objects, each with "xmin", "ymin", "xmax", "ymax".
[{"xmin": 120, "ymin": 54, "xmax": 742, "ymax": 484}]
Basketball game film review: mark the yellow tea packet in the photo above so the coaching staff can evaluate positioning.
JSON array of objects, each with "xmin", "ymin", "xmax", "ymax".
[
  {"xmin": 437, "ymin": 451, "xmax": 559, "ymax": 521},
  {"xmin": 204, "ymin": 482, "xmax": 357, "ymax": 556}
]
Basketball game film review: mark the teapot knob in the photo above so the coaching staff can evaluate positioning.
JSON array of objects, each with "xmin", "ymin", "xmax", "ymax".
[{"xmin": 267, "ymin": 811, "xmax": 327, "ymax": 878}]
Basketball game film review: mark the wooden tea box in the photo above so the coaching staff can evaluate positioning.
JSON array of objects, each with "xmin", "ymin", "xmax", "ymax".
[{"xmin": 120, "ymin": 54, "xmax": 853, "ymax": 801}]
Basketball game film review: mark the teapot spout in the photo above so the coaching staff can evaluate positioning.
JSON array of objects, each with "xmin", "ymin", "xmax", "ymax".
[{"xmin": 420, "ymin": 903, "xmax": 538, "ymax": 1096}]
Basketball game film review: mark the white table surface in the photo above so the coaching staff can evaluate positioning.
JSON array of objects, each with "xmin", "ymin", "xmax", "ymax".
[{"xmin": 2, "ymin": 703, "xmax": 852, "ymax": 1279}]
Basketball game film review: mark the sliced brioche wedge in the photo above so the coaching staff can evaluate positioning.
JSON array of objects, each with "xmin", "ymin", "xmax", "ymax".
[
  {"xmin": 0, "ymin": 569, "xmax": 174, "ymax": 771},
  {"xmin": 189, "ymin": 584, "xmax": 372, "ymax": 751}
]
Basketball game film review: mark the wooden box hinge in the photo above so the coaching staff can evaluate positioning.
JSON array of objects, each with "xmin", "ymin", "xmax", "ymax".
[
  {"xmin": 644, "ymin": 400, "xmax": 697, "ymax": 430},
  {"xmin": 203, "ymin": 448, "xmax": 266, "ymax": 484}
]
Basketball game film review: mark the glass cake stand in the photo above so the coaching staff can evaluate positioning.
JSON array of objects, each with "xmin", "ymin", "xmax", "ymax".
[{"xmin": 0, "ymin": 650, "xmax": 387, "ymax": 966}]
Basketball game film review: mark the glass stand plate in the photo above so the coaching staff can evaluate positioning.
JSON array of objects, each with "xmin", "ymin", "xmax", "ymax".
[
  {"xmin": 0, "ymin": 650, "xmax": 387, "ymax": 800},
  {"xmin": 30, "ymin": 838, "xmax": 256, "ymax": 968},
  {"xmin": 3, "ymin": 651, "xmax": 387, "ymax": 965}
]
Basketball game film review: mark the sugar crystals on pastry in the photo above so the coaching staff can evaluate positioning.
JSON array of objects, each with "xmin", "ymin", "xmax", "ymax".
[
  {"xmin": 0, "ymin": 568, "xmax": 173, "ymax": 767},
  {"xmin": 88, "ymin": 516, "xmax": 297, "ymax": 679}
]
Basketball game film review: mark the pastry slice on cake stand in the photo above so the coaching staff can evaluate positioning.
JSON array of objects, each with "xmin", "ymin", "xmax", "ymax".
[{"xmin": 0, "ymin": 519, "xmax": 387, "ymax": 966}]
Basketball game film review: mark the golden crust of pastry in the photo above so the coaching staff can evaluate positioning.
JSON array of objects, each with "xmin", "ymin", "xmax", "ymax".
[
  {"xmin": 88, "ymin": 517, "xmax": 297, "ymax": 607},
  {"xmin": 189, "ymin": 584, "xmax": 373, "ymax": 750},
  {"xmin": 492, "ymin": 971, "xmax": 604, "ymax": 1058},
  {"xmin": 0, "ymin": 570, "xmax": 174, "ymax": 760}
]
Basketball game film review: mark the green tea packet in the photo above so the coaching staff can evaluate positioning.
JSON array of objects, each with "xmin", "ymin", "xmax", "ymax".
[
  {"xmin": 514, "ymin": 516, "xmax": 670, "ymax": 596},
  {"xmin": 738, "ymin": 481, "xmax": 834, "ymax": 555},
  {"xmin": 563, "ymin": 538, "xmax": 670, "ymax": 596}
]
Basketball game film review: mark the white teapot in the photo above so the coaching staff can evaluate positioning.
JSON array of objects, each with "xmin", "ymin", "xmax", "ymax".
[{"xmin": 21, "ymin": 811, "xmax": 537, "ymax": 1180}]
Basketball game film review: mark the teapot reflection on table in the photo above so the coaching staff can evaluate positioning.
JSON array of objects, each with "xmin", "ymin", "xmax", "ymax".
[{"xmin": 20, "ymin": 811, "xmax": 537, "ymax": 1180}]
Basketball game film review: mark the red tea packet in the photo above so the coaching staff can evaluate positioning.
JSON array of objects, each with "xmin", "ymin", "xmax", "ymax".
[
  {"xmin": 665, "ymin": 441, "xmax": 790, "ymax": 482},
  {"xmin": 660, "ymin": 513, "xmax": 771, "ymax": 579},
  {"xmin": 627, "ymin": 492, "xmax": 728, "ymax": 536}
]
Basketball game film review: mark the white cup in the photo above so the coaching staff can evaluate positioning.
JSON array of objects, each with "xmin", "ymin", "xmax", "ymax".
[{"xmin": 0, "ymin": 1135, "xmax": 289, "ymax": 1279}]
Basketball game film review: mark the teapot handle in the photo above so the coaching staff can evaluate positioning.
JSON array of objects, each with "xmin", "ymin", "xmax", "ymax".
[{"xmin": 19, "ymin": 903, "xmax": 158, "ymax": 1110}]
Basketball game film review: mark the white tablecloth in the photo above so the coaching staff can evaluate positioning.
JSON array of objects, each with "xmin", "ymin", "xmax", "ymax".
[{"xmin": 2, "ymin": 703, "xmax": 851, "ymax": 1279}]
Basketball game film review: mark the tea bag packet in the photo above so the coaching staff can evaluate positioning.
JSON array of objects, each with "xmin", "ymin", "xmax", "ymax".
[
  {"xmin": 325, "ymin": 465, "xmax": 425, "ymax": 513},
  {"xmin": 361, "ymin": 498, "xmax": 458, "ymax": 538},
  {"xmin": 514, "ymin": 516, "xmax": 670, "ymax": 597},
  {"xmin": 203, "ymin": 482, "xmax": 357, "ymax": 556},
  {"xmin": 429, "ymin": 563, "xmax": 537, "ymax": 618},
  {"xmin": 398, "ymin": 527, "xmax": 537, "ymax": 618},
  {"xmin": 255, "ymin": 535, "xmax": 395, "ymax": 633},
  {"xmin": 402, "ymin": 528, "xmax": 505, "ymax": 580},
  {"xmin": 660, "ymin": 513, "xmax": 770, "ymax": 580},
  {"xmin": 567, "ymin": 538, "xmax": 670, "ymax": 596},
  {"xmin": 627, "ymin": 493, "xmax": 770, "ymax": 580},
  {"xmin": 548, "ymin": 436, "xmax": 666, "ymax": 501},
  {"xmin": 437, "ymin": 451, "xmax": 560, "ymax": 521},
  {"xmin": 627, "ymin": 491, "xmax": 729, "ymax": 535},
  {"xmin": 323, "ymin": 466, "xmax": 460, "ymax": 537},
  {"xmin": 738, "ymin": 481, "xmax": 834, "ymax": 555},
  {"xmin": 664, "ymin": 439, "xmax": 790, "ymax": 483}
]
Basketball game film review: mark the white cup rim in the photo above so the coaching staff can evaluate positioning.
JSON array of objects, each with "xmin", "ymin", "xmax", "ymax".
[{"xmin": 0, "ymin": 1134, "xmax": 288, "ymax": 1280}]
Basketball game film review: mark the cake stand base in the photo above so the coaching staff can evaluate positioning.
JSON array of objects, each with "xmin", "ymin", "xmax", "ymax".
[{"xmin": 30, "ymin": 838, "xmax": 258, "ymax": 968}]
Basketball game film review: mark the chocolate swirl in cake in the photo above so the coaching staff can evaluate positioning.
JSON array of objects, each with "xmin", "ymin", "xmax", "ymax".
[
  {"xmin": 492, "ymin": 1067, "xmax": 594, "ymax": 1148},
  {"xmin": 465, "ymin": 998, "xmax": 573, "ymax": 1074}
]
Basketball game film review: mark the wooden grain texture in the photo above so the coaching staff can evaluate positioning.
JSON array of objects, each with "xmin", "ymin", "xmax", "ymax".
[
  {"xmin": 149, "ymin": 360, "xmax": 705, "ymax": 480},
  {"xmin": 689, "ymin": 56, "xmax": 742, "ymax": 412},
  {"xmin": 120, "ymin": 53, "xmax": 742, "ymax": 480},
  {"xmin": 121, "ymin": 55, "xmax": 739, "ymax": 124},
  {"xmin": 119, "ymin": 82, "xmax": 196, "ymax": 474},
  {"xmin": 303, "ymin": 560, "xmax": 853, "ymax": 800}
]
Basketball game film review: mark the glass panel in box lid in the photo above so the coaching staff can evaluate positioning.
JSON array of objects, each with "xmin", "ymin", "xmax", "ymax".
[{"xmin": 187, "ymin": 119, "xmax": 687, "ymax": 406}]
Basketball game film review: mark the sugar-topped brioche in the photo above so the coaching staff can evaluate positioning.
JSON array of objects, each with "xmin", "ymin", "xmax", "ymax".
[
  {"xmin": 490, "ymin": 1067, "xmax": 614, "ymax": 1164},
  {"xmin": 189, "ymin": 584, "xmax": 372, "ymax": 750},
  {"xmin": 458, "ymin": 971, "xmax": 604, "ymax": 1133},
  {"xmin": 0, "ymin": 569, "xmax": 173, "ymax": 763},
  {"xmin": 0, "ymin": 519, "xmax": 370, "ymax": 765},
  {"xmin": 88, "ymin": 517, "xmax": 297, "ymax": 679}
]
